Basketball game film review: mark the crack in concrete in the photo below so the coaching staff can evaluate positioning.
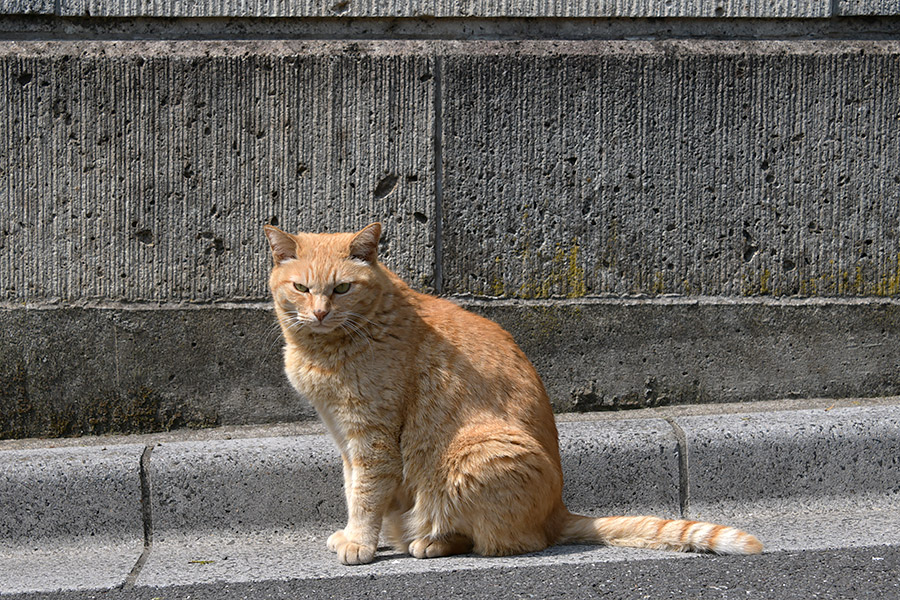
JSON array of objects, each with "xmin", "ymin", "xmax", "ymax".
[
  {"xmin": 664, "ymin": 418, "xmax": 690, "ymax": 519},
  {"xmin": 123, "ymin": 444, "xmax": 154, "ymax": 589},
  {"xmin": 432, "ymin": 56, "xmax": 444, "ymax": 294},
  {"xmin": 432, "ymin": 55, "xmax": 444, "ymax": 295}
]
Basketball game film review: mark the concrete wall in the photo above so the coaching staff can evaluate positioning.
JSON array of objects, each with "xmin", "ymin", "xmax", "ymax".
[
  {"xmin": 1, "ymin": 43, "xmax": 436, "ymax": 301},
  {"xmin": 441, "ymin": 42, "xmax": 900, "ymax": 299},
  {"xmin": 2, "ymin": 0, "xmax": 900, "ymax": 17},
  {"xmin": 2, "ymin": 7, "xmax": 900, "ymax": 438},
  {"xmin": 0, "ymin": 1, "xmax": 838, "ymax": 18}
]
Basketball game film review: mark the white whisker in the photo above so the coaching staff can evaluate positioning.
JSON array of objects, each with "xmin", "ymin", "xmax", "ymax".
[
  {"xmin": 338, "ymin": 322, "xmax": 361, "ymax": 347},
  {"xmin": 254, "ymin": 313, "xmax": 304, "ymax": 373},
  {"xmin": 340, "ymin": 318, "xmax": 372, "ymax": 351},
  {"xmin": 344, "ymin": 311, "xmax": 379, "ymax": 328}
]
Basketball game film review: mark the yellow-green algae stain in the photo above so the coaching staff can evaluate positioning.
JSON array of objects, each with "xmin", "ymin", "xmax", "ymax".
[
  {"xmin": 486, "ymin": 234, "xmax": 900, "ymax": 299},
  {"xmin": 563, "ymin": 242, "xmax": 587, "ymax": 298},
  {"xmin": 651, "ymin": 272, "xmax": 665, "ymax": 295},
  {"xmin": 876, "ymin": 254, "xmax": 900, "ymax": 296},
  {"xmin": 512, "ymin": 238, "xmax": 587, "ymax": 299},
  {"xmin": 490, "ymin": 256, "xmax": 505, "ymax": 297},
  {"xmin": 743, "ymin": 254, "xmax": 900, "ymax": 297},
  {"xmin": 806, "ymin": 255, "xmax": 900, "ymax": 297}
]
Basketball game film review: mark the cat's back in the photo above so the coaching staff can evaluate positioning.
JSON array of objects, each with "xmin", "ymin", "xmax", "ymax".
[
  {"xmin": 411, "ymin": 291, "xmax": 522, "ymax": 360},
  {"xmin": 405, "ymin": 288, "xmax": 554, "ymax": 421}
]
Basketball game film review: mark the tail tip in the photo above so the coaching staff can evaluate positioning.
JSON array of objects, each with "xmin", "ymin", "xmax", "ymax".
[{"xmin": 744, "ymin": 535, "xmax": 764, "ymax": 555}]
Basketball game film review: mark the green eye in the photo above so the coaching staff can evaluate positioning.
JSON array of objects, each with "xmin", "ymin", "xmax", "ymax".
[
  {"xmin": 293, "ymin": 282, "xmax": 309, "ymax": 293},
  {"xmin": 333, "ymin": 282, "xmax": 351, "ymax": 294}
]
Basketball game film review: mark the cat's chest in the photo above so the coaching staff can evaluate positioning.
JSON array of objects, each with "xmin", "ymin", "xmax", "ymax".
[
  {"xmin": 288, "ymin": 360, "xmax": 356, "ymax": 402},
  {"xmin": 284, "ymin": 351, "xmax": 389, "ymax": 458},
  {"xmin": 284, "ymin": 348, "xmax": 373, "ymax": 405}
]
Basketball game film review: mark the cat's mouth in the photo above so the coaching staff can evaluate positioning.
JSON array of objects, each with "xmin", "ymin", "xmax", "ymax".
[{"xmin": 307, "ymin": 318, "xmax": 344, "ymax": 334}]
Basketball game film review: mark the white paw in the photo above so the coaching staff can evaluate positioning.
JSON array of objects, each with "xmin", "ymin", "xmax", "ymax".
[
  {"xmin": 336, "ymin": 540, "xmax": 376, "ymax": 565},
  {"xmin": 409, "ymin": 537, "xmax": 442, "ymax": 559},
  {"xmin": 327, "ymin": 529, "xmax": 346, "ymax": 552}
]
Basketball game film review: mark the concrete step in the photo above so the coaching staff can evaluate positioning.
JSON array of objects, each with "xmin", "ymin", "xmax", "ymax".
[{"xmin": 2, "ymin": 398, "xmax": 898, "ymax": 594}]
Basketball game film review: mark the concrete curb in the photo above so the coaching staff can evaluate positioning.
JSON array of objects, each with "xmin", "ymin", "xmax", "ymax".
[{"xmin": 1, "ymin": 402, "xmax": 899, "ymax": 593}]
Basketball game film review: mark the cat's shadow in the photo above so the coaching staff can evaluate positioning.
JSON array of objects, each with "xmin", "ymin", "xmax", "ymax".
[{"xmin": 371, "ymin": 543, "xmax": 600, "ymax": 564}]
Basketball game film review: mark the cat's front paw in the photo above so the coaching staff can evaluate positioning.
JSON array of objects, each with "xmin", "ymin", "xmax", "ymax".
[
  {"xmin": 327, "ymin": 529, "xmax": 347, "ymax": 552},
  {"xmin": 327, "ymin": 529, "xmax": 375, "ymax": 564},
  {"xmin": 336, "ymin": 540, "xmax": 376, "ymax": 565}
]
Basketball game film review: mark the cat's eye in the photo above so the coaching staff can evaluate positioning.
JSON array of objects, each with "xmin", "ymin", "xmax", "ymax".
[
  {"xmin": 333, "ymin": 282, "xmax": 351, "ymax": 294},
  {"xmin": 293, "ymin": 282, "xmax": 309, "ymax": 293}
]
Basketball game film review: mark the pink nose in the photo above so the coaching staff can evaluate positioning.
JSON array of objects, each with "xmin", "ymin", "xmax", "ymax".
[{"xmin": 313, "ymin": 309, "xmax": 329, "ymax": 323}]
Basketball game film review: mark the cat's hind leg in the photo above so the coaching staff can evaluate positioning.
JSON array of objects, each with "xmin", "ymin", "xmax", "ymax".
[
  {"xmin": 443, "ymin": 422, "xmax": 565, "ymax": 557},
  {"xmin": 382, "ymin": 511, "xmax": 408, "ymax": 554},
  {"xmin": 382, "ymin": 489, "xmax": 413, "ymax": 554},
  {"xmin": 401, "ymin": 492, "xmax": 474, "ymax": 559},
  {"xmin": 408, "ymin": 533, "xmax": 473, "ymax": 559}
]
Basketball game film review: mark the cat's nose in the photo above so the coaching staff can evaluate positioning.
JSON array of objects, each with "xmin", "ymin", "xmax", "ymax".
[{"xmin": 313, "ymin": 309, "xmax": 330, "ymax": 323}]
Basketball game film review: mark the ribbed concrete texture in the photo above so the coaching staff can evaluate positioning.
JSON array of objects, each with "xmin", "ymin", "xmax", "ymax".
[
  {"xmin": 5, "ymin": 41, "xmax": 900, "ymax": 304},
  {"xmin": 0, "ymin": 0, "xmax": 52, "ymax": 14},
  {"xmin": 839, "ymin": 0, "xmax": 900, "ymax": 15},
  {"xmin": 57, "ymin": 0, "xmax": 431, "ymax": 17},
  {"xmin": 441, "ymin": 42, "xmax": 900, "ymax": 298},
  {"xmin": 0, "ymin": 42, "xmax": 435, "ymax": 303},
  {"xmin": 433, "ymin": 0, "xmax": 830, "ymax": 18},
  {"xmin": 47, "ymin": 0, "xmax": 832, "ymax": 18}
]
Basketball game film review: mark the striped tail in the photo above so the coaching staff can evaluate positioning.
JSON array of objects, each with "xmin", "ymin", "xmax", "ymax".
[{"xmin": 560, "ymin": 513, "xmax": 763, "ymax": 555}]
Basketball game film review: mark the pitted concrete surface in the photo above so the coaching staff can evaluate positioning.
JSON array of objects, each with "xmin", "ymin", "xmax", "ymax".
[
  {"xmin": 6, "ymin": 298, "xmax": 900, "ymax": 439},
  {"xmin": 4, "ymin": 38, "xmax": 900, "ymax": 436},
  {"xmin": 0, "ymin": 0, "xmax": 839, "ymax": 18}
]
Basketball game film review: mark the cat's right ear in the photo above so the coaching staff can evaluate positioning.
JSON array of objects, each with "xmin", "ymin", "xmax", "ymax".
[
  {"xmin": 264, "ymin": 225, "xmax": 299, "ymax": 265},
  {"xmin": 348, "ymin": 222, "xmax": 382, "ymax": 264}
]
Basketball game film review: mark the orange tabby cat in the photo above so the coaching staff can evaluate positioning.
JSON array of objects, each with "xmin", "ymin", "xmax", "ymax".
[{"xmin": 264, "ymin": 222, "xmax": 762, "ymax": 565}]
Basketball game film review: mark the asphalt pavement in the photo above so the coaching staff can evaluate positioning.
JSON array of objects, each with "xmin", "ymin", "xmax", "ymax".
[{"xmin": 5, "ymin": 545, "xmax": 899, "ymax": 600}]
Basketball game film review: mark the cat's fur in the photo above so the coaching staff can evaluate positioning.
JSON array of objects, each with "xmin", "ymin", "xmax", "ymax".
[{"xmin": 264, "ymin": 222, "xmax": 763, "ymax": 565}]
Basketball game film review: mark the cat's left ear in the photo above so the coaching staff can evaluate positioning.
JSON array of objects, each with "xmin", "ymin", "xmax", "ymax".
[
  {"xmin": 264, "ymin": 225, "xmax": 299, "ymax": 265},
  {"xmin": 349, "ymin": 222, "xmax": 382, "ymax": 264}
]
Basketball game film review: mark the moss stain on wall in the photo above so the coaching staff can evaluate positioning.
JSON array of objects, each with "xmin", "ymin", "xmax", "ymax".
[{"xmin": 513, "ymin": 238, "xmax": 587, "ymax": 299}]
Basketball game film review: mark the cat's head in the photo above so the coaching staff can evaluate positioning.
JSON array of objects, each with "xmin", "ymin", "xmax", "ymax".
[{"xmin": 264, "ymin": 223, "xmax": 383, "ymax": 336}]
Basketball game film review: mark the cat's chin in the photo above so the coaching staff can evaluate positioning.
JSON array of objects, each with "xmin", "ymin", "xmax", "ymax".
[{"xmin": 307, "ymin": 321, "xmax": 341, "ymax": 334}]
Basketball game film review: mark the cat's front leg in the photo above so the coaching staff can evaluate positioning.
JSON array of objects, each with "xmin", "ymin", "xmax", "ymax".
[
  {"xmin": 326, "ymin": 453, "xmax": 354, "ymax": 552},
  {"xmin": 328, "ymin": 437, "xmax": 401, "ymax": 565}
]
